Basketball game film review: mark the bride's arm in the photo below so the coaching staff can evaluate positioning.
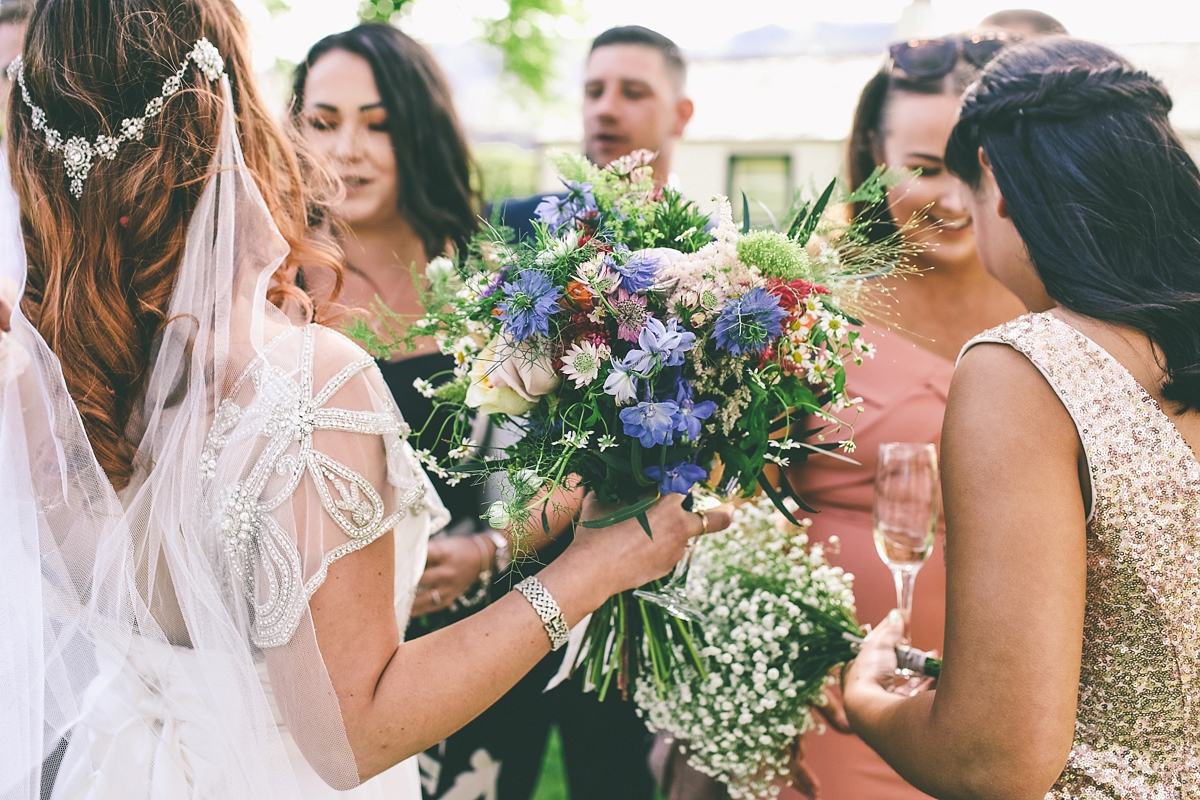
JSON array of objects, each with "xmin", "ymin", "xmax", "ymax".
[
  {"xmin": 314, "ymin": 492, "xmax": 713, "ymax": 782},
  {"xmin": 843, "ymin": 342, "xmax": 1087, "ymax": 800}
]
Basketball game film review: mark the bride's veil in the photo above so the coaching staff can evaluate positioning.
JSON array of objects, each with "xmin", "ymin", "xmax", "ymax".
[{"xmin": 0, "ymin": 71, "xmax": 440, "ymax": 798}]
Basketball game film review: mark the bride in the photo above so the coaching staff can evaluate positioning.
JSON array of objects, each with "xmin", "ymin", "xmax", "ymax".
[
  {"xmin": 0, "ymin": 1, "xmax": 728, "ymax": 798},
  {"xmin": 842, "ymin": 37, "xmax": 1200, "ymax": 798}
]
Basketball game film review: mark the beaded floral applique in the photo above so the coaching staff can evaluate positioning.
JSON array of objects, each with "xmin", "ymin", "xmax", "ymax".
[{"xmin": 202, "ymin": 325, "xmax": 426, "ymax": 649}]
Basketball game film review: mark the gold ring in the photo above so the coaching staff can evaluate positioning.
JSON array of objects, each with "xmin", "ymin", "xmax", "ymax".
[{"xmin": 695, "ymin": 508, "xmax": 709, "ymax": 535}]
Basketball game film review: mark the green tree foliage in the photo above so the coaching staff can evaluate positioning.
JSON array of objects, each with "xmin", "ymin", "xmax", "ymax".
[
  {"xmin": 480, "ymin": 0, "xmax": 580, "ymax": 100},
  {"xmin": 356, "ymin": 0, "xmax": 412, "ymax": 24},
  {"xmin": 356, "ymin": 0, "xmax": 580, "ymax": 100}
]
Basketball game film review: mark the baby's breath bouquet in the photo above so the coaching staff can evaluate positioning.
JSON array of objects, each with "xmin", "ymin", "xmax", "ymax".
[
  {"xmin": 356, "ymin": 150, "xmax": 912, "ymax": 693},
  {"xmin": 634, "ymin": 497, "xmax": 938, "ymax": 799}
]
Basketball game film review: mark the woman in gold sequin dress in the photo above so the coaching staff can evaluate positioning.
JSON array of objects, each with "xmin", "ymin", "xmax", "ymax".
[{"xmin": 839, "ymin": 38, "xmax": 1200, "ymax": 799}]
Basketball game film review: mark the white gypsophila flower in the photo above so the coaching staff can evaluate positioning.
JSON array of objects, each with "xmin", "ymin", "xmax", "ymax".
[
  {"xmin": 413, "ymin": 378, "xmax": 436, "ymax": 399},
  {"xmin": 560, "ymin": 340, "xmax": 603, "ymax": 388},
  {"xmin": 632, "ymin": 496, "xmax": 859, "ymax": 800}
]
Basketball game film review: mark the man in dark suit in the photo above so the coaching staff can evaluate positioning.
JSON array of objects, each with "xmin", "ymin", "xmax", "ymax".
[
  {"xmin": 499, "ymin": 25, "xmax": 695, "ymax": 242},
  {"xmin": 485, "ymin": 24, "xmax": 697, "ymax": 800}
]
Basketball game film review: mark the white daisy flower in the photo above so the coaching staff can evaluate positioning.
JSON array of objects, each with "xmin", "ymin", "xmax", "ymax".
[{"xmin": 560, "ymin": 341, "xmax": 603, "ymax": 388}]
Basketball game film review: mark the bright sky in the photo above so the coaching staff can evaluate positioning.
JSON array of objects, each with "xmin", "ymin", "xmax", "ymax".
[{"xmin": 241, "ymin": 0, "xmax": 1200, "ymax": 69}]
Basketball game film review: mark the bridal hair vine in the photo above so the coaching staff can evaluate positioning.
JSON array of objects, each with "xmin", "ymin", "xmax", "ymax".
[{"xmin": 5, "ymin": 38, "xmax": 226, "ymax": 199}]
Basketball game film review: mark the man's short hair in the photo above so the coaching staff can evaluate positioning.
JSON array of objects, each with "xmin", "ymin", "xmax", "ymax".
[
  {"xmin": 590, "ymin": 25, "xmax": 686, "ymax": 94},
  {"xmin": 979, "ymin": 8, "xmax": 1069, "ymax": 36},
  {"xmin": 0, "ymin": 0, "xmax": 32, "ymax": 26}
]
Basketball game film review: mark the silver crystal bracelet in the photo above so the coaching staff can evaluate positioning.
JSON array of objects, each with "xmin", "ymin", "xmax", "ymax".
[{"xmin": 516, "ymin": 576, "xmax": 571, "ymax": 651}]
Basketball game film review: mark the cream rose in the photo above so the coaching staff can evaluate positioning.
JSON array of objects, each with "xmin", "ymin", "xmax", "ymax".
[{"xmin": 465, "ymin": 336, "xmax": 560, "ymax": 416}]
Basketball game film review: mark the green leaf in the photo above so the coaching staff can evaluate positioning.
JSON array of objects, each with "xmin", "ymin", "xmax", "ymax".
[
  {"xmin": 741, "ymin": 192, "xmax": 751, "ymax": 234},
  {"xmin": 757, "ymin": 472, "xmax": 805, "ymax": 527},
  {"xmin": 794, "ymin": 178, "xmax": 837, "ymax": 246},
  {"xmin": 580, "ymin": 493, "xmax": 662, "ymax": 529}
]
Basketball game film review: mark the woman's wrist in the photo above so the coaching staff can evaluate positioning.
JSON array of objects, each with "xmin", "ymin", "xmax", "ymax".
[{"xmin": 533, "ymin": 548, "xmax": 615, "ymax": 628}]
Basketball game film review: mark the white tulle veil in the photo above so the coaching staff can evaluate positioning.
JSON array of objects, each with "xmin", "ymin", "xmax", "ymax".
[{"xmin": 0, "ymin": 64, "xmax": 442, "ymax": 799}]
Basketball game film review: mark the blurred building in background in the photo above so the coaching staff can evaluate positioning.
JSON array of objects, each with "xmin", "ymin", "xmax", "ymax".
[{"xmin": 433, "ymin": 20, "xmax": 1200, "ymax": 223}]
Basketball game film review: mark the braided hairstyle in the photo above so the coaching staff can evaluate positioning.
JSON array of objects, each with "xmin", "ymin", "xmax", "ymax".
[{"xmin": 946, "ymin": 38, "xmax": 1200, "ymax": 412}]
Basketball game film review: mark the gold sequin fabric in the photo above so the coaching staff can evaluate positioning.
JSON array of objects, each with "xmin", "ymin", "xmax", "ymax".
[{"xmin": 967, "ymin": 313, "xmax": 1200, "ymax": 800}]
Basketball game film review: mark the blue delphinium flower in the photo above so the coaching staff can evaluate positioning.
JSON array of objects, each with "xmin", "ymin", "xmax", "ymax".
[
  {"xmin": 535, "ymin": 181, "xmax": 597, "ymax": 233},
  {"xmin": 496, "ymin": 270, "xmax": 562, "ymax": 340},
  {"xmin": 619, "ymin": 400, "xmax": 679, "ymax": 448},
  {"xmin": 608, "ymin": 251, "xmax": 660, "ymax": 293},
  {"xmin": 713, "ymin": 286, "xmax": 787, "ymax": 355},
  {"xmin": 603, "ymin": 359, "xmax": 639, "ymax": 404},
  {"xmin": 673, "ymin": 382, "xmax": 717, "ymax": 440},
  {"xmin": 621, "ymin": 318, "xmax": 697, "ymax": 377},
  {"xmin": 644, "ymin": 460, "xmax": 708, "ymax": 495},
  {"xmin": 640, "ymin": 317, "xmax": 696, "ymax": 367}
]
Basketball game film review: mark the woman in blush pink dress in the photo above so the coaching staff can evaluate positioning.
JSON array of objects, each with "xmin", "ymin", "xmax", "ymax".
[{"xmin": 777, "ymin": 44, "xmax": 1026, "ymax": 800}]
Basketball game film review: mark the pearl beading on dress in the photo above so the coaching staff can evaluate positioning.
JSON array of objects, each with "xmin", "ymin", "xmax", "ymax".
[
  {"xmin": 201, "ymin": 325, "xmax": 426, "ymax": 649},
  {"xmin": 8, "ymin": 38, "xmax": 226, "ymax": 198}
]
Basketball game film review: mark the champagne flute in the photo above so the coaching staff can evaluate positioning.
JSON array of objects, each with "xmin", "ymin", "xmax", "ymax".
[
  {"xmin": 873, "ymin": 443, "xmax": 939, "ymax": 651},
  {"xmin": 633, "ymin": 484, "xmax": 727, "ymax": 623}
]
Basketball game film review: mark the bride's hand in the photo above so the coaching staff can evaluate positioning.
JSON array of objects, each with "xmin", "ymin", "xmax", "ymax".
[{"xmin": 567, "ymin": 492, "xmax": 733, "ymax": 596}]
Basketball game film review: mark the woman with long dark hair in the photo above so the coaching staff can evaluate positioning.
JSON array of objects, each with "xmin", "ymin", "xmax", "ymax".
[
  {"xmin": 842, "ymin": 37, "xmax": 1200, "ymax": 798},
  {"xmin": 0, "ymin": 2, "xmax": 726, "ymax": 798},
  {"xmin": 768, "ymin": 37, "xmax": 1027, "ymax": 800}
]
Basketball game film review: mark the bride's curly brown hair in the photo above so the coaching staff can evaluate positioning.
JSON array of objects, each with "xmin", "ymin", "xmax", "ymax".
[{"xmin": 7, "ymin": 0, "xmax": 343, "ymax": 491}]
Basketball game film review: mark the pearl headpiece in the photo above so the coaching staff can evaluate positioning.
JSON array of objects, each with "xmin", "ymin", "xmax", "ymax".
[{"xmin": 6, "ymin": 38, "xmax": 227, "ymax": 199}]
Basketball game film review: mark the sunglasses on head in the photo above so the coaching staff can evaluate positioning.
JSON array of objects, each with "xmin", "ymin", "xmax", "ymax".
[{"xmin": 888, "ymin": 31, "xmax": 1022, "ymax": 80}]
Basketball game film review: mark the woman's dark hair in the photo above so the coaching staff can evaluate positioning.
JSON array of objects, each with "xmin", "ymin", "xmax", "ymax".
[
  {"xmin": 291, "ymin": 24, "xmax": 478, "ymax": 260},
  {"xmin": 946, "ymin": 38, "xmax": 1200, "ymax": 411},
  {"xmin": 847, "ymin": 61, "xmax": 977, "ymax": 243}
]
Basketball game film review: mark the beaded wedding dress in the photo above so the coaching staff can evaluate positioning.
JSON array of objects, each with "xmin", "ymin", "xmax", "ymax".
[
  {"xmin": 0, "ymin": 73, "xmax": 445, "ymax": 799},
  {"xmin": 964, "ymin": 313, "xmax": 1200, "ymax": 800}
]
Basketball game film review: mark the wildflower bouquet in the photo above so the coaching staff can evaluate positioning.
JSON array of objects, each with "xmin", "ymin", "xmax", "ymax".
[
  {"xmin": 358, "ymin": 150, "xmax": 909, "ymax": 693},
  {"xmin": 633, "ymin": 497, "xmax": 940, "ymax": 799}
]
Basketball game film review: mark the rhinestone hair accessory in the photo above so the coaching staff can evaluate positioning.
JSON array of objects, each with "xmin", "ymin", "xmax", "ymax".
[{"xmin": 6, "ymin": 38, "xmax": 226, "ymax": 199}]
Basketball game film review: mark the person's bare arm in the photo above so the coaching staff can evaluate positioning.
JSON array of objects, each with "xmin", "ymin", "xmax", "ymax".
[
  {"xmin": 410, "ymin": 484, "xmax": 584, "ymax": 617},
  {"xmin": 313, "ymin": 489, "xmax": 728, "ymax": 782},
  {"xmin": 843, "ymin": 342, "xmax": 1087, "ymax": 799}
]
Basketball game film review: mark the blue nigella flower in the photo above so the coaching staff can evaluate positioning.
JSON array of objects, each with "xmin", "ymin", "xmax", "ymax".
[
  {"xmin": 603, "ymin": 358, "xmax": 639, "ymax": 405},
  {"xmin": 644, "ymin": 460, "xmax": 709, "ymax": 495},
  {"xmin": 673, "ymin": 382, "xmax": 717, "ymax": 441},
  {"xmin": 619, "ymin": 400, "xmax": 679, "ymax": 448},
  {"xmin": 608, "ymin": 251, "xmax": 660, "ymax": 293},
  {"xmin": 713, "ymin": 286, "xmax": 787, "ymax": 355},
  {"xmin": 496, "ymin": 270, "xmax": 562, "ymax": 341},
  {"xmin": 534, "ymin": 181, "xmax": 597, "ymax": 233}
]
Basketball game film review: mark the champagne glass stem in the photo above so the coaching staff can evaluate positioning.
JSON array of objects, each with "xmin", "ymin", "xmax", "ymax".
[
  {"xmin": 891, "ymin": 566, "xmax": 918, "ymax": 647},
  {"xmin": 663, "ymin": 538, "xmax": 697, "ymax": 589}
]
